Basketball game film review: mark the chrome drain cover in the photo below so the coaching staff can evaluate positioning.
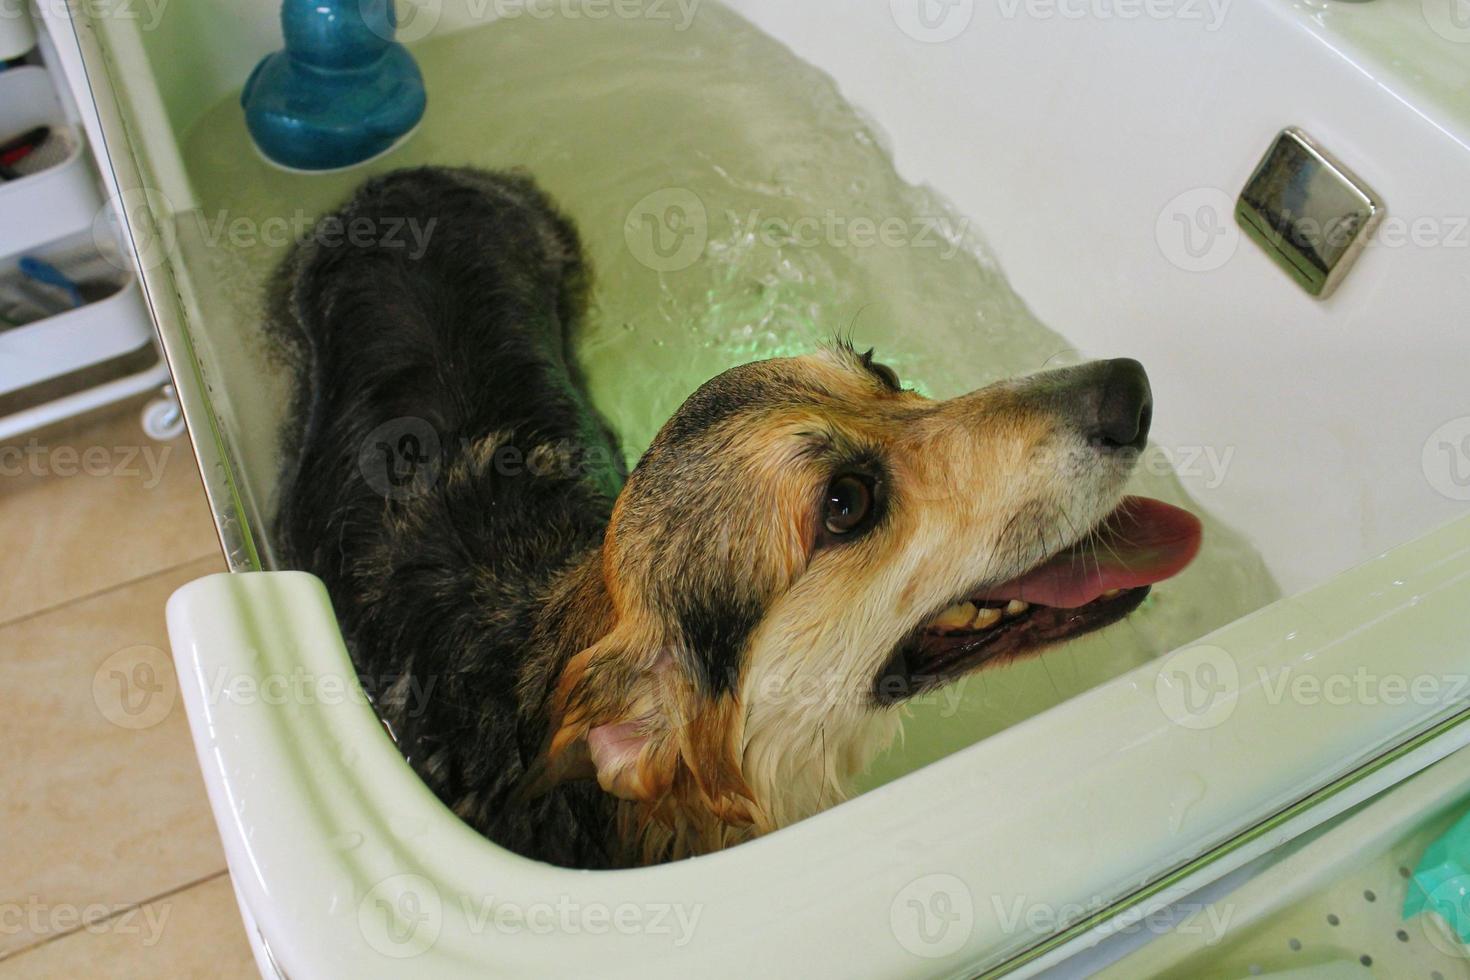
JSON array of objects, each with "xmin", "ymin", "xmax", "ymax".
[{"xmin": 1237, "ymin": 127, "xmax": 1383, "ymax": 299}]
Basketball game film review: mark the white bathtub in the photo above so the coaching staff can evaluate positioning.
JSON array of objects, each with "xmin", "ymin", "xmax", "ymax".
[{"xmin": 46, "ymin": 0, "xmax": 1470, "ymax": 974}]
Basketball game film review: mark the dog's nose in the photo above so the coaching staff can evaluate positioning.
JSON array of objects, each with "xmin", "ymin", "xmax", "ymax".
[{"xmin": 1088, "ymin": 358, "xmax": 1152, "ymax": 450}]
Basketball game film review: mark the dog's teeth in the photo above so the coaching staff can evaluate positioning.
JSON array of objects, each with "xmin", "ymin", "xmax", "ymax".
[
  {"xmin": 972, "ymin": 607, "xmax": 1003, "ymax": 630},
  {"xmin": 1004, "ymin": 600, "xmax": 1029, "ymax": 617},
  {"xmin": 1101, "ymin": 589, "xmax": 1122, "ymax": 599},
  {"xmin": 932, "ymin": 602, "xmax": 978, "ymax": 630}
]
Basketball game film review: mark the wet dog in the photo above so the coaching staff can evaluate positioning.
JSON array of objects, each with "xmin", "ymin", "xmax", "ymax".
[{"xmin": 273, "ymin": 166, "xmax": 1201, "ymax": 868}]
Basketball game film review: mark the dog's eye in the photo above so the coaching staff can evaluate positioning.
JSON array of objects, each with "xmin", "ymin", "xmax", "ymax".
[{"xmin": 824, "ymin": 474, "xmax": 876, "ymax": 536}]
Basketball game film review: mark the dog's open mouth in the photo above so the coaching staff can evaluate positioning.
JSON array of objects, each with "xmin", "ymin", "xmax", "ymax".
[{"xmin": 875, "ymin": 497, "xmax": 1202, "ymax": 702}]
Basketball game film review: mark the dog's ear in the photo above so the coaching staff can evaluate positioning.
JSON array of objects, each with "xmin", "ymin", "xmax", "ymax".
[
  {"xmin": 547, "ymin": 638, "xmax": 676, "ymax": 802},
  {"xmin": 540, "ymin": 631, "xmax": 760, "ymax": 826}
]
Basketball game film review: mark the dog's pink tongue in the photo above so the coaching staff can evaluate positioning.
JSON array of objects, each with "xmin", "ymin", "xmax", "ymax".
[{"xmin": 981, "ymin": 497, "xmax": 1202, "ymax": 608}]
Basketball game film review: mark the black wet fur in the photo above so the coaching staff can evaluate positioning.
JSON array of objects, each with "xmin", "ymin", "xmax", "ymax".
[{"xmin": 272, "ymin": 167, "xmax": 627, "ymax": 868}]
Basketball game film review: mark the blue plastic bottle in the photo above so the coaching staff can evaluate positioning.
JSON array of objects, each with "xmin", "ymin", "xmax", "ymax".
[{"xmin": 242, "ymin": 0, "xmax": 427, "ymax": 172}]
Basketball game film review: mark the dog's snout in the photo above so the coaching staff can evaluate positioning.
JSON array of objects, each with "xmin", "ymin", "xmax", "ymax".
[
  {"xmin": 1087, "ymin": 358, "xmax": 1152, "ymax": 450},
  {"xmin": 981, "ymin": 357, "xmax": 1154, "ymax": 451}
]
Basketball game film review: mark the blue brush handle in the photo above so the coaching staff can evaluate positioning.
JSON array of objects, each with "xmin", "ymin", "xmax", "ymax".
[{"xmin": 18, "ymin": 256, "xmax": 84, "ymax": 309}]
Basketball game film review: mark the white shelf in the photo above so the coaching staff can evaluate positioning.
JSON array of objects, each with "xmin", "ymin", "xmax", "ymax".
[
  {"xmin": 0, "ymin": 237, "xmax": 154, "ymax": 396},
  {"xmin": 0, "ymin": 47, "xmax": 170, "ymax": 436},
  {"xmin": 0, "ymin": 66, "xmax": 101, "ymax": 260},
  {"xmin": 0, "ymin": 0, "xmax": 37, "ymax": 60}
]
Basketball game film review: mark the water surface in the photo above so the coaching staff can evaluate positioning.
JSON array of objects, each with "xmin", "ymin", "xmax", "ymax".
[{"xmin": 179, "ymin": 2, "xmax": 1279, "ymax": 786}]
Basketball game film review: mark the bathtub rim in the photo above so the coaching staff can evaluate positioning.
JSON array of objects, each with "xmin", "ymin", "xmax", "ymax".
[
  {"xmin": 38, "ymin": 1, "xmax": 269, "ymax": 573},
  {"xmin": 1086, "ymin": 741, "xmax": 1470, "ymax": 977},
  {"xmin": 163, "ymin": 510, "xmax": 1470, "ymax": 977}
]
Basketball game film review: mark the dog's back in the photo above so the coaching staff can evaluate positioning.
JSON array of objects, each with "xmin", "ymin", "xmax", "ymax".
[{"xmin": 273, "ymin": 167, "xmax": 625, "ymax": 867}]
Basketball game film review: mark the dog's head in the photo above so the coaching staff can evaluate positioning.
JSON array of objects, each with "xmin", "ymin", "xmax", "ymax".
[{"xmin": 546, "ymin": 345, "xmax": 1200, "ymax": 852}]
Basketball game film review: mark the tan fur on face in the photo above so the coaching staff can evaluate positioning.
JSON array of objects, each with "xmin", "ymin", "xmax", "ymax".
[{"xmin": 545, "ymin": 346, "xmax": 1140, "ymax": 861}]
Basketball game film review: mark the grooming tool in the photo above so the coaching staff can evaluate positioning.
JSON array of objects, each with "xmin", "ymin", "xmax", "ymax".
[{"xmin": 18, "ymin": 256, "xmax": 86, "ymax": 310}]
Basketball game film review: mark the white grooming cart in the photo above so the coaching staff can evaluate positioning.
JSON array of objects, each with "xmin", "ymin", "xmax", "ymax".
[{"xmin": 0, "ymin": 3, "xmax": 178, "ymax": 442}]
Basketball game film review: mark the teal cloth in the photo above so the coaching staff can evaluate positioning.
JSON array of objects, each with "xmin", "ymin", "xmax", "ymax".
[{"xmin": 1403, "ymin": 808, "xmax": 1470, "ymax": 942}]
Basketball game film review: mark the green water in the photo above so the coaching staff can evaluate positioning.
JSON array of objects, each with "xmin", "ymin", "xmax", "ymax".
[{"xmin": 179, "ymin": 2, "xmax": 1278, "ymax": 786}]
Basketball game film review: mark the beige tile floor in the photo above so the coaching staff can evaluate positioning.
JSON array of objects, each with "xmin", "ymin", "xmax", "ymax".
[{"xmin": 0, "ymin": 396, "xmax": 258, "ymax": 977}]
